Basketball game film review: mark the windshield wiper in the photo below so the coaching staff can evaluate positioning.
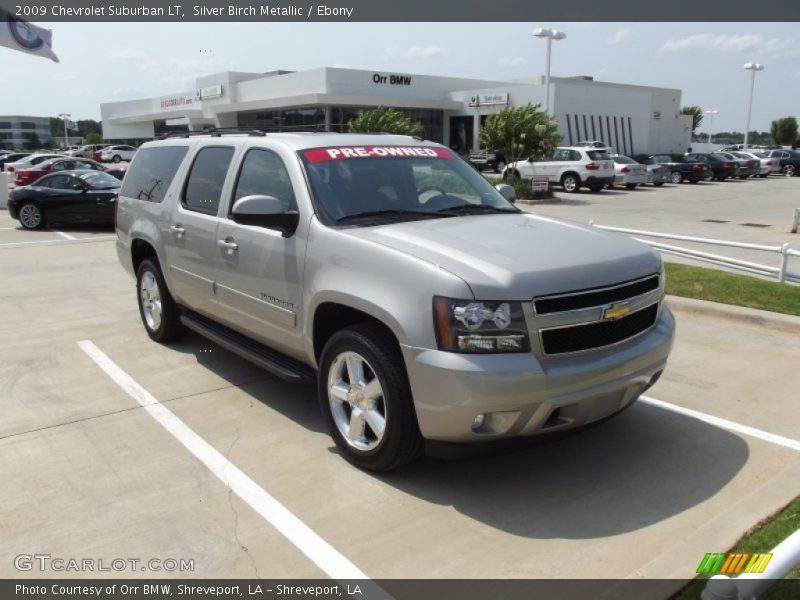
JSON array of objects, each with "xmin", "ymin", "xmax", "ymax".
[
  {"xmin": 336, "ymin": 209, "xmax": 450, "ymax": 223},
  {"xmin": 436, "ymin": 204, "xmax": 518, "ymax": 215}
]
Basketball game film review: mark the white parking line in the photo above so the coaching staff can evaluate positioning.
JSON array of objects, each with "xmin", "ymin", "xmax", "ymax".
[
  {"xmin": 640, "ymin": 395, "xmax": 800, "ymax": 452},
  {"xmin": 54, "ymin": 230, "xmax": 77, "ymax": 241},
  {"xmin": 0, "ymin": 236, "xmax": 116, "ymax": 248},
  {"xmin": 77, "ymin": 339, "xmax": 369, "ymax": 581}
]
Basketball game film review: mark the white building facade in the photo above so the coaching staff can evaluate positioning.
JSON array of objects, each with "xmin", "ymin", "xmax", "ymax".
[
  {"xmin": 0, "ymin": 116, "xmax": 52, "ymax": 150},
  {"xmin": 100, "ymin": 67, "xmax": 692, "ymax": 155}
]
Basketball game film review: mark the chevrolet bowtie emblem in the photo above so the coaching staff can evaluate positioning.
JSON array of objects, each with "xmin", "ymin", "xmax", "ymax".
[{"xmin": 604, "ymin": 303, "xmax": 631, "ymax": 321}]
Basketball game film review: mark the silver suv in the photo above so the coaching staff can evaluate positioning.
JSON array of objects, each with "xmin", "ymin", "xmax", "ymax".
[{"xmin": 116, "ymin": 130, "xmax": 675, "ymax": 471}]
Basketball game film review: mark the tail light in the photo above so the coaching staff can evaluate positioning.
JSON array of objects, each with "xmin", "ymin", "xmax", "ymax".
[
  {"xmin": 692, "ymin": 164, "xmax": 701, "ymax": 171},
  {"xmin": 7, "ymin": 166, "xmax": 14, "ymax": 172},
  {"xmin": 585, "ymin": 162, "xmax": 600, "ymax": 171},
  {"xmin": 724, "ymin": 162, "xmax": 734, "ymax": 169},
  {"xmin": 620, "ymin": 166, "xmax": 630, "ymax": 173}
]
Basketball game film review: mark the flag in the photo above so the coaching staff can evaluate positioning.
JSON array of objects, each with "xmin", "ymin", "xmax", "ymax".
[
  {"xmin": 0, "ymin": 10, "xmax": 59, "ymax": 63},
  {"xmin": 65, "ymin": 119, "xmax": 77, "ymax": 130}
]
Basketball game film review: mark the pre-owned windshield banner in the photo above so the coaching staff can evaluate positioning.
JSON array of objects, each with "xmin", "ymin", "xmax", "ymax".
[{"xmin": 304, "ymin": 146, "xmax": 454, "ymax": 163}]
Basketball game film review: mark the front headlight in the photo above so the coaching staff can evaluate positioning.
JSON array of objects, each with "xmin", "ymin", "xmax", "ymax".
[{"xmin": 433, "ymin": 297, "xmax": 530, "ymax": 353}]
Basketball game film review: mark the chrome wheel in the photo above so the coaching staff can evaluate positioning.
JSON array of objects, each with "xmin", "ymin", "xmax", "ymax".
[
  {"xmin": 139, "ymin": 270, "xmax": 162, "ymax": 331},
  {"xmin": 19, "ymin": 204, "xmax": 42, "ymax": 229},
  {"xmin": 670, "ymin": 171, "xmax": 682, "ymax": 184},
  {"xmin": 495, "ymin": 160, "xmax": 506, "ymax": 173},
  {"xmin": 562, "ymin": 175, "xmax": 578, "ymax": 192},
  {"xmin": 327, "ymin": 351, "xmax": 386, "ymax": 451},
  {"xmin": 783, "ymin": 164, "xmax": 796, "ymax": 177}
]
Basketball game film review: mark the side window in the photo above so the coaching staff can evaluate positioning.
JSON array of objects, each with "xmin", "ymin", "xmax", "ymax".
[
  {"xmin": 232, "ymin": 149, "xmax": 296, "ymax": 211},
  {"xmin": 183, "ymin": 146, "xmax": 235, "ymax": 215},
  {"xmin": 569, "ymin": 150, "xmax": 582, "ymax": 161},
  {"xmin": 120, "ymin": 146, "xmax": 188, "ymax": 203},
  {"xmin": 52, "ymin": 161, "xmax": 67, "ymax": 170},
  {"xmin": 551, "ymin": 149, "xmax": 568, "ymax": 161},
  {"xmin": 43, "ymin": 175, "xmax": 71, "ymax": 190}
]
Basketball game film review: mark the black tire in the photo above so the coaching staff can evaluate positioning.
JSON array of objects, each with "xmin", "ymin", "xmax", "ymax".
[
  {"xmin": 653, "ymin": 181, "xmax": 664, "ymax": 187},
  {"xmin": 18, "ymin": 202, "xmax": 46, "ymax": 230},
  {"xmin": 136, "ymin": 258, "xmax": 185, "ymax": 343},
  {"xmin": 689, "ymin": 180, "xmax": 699, "ymax": 184},
  {"xmin": 493, "ymin": 159, "xmax": 506, "ymax": 174},
  {"xmin": 782, "ymin": 164, "xmax": 796, "ymax": 177},
  {"xmin": 716, "ymin": 176, "xmax": 727, "ymax": 182},
  {"xmin": 113, "ymin": 155, "xmax": 122, "ymax": 163},
  {"xmin": 670, "ymin": 171, "xmax": 683, "ymax": 184},
  {"xmin": 318, "ymin": 323, "xmax": 423, "ymax": 472},
  {"xmin": 625, "ymin": 183, "xmax": 637, "ymax": 190},
  {"xmin": 759, "ymin": 174, "xmax": 769, "ymax": 178},
  {"xmin": 561, "ymin": 173, "xmax": 581, "ymax": 193},
  {"xmin": 589, "ymin": 185, "xmax": 603, "ymax": 193},
  {"xmin": 503, "ymin": 169, "xmax": 520, "ymax": 183}
]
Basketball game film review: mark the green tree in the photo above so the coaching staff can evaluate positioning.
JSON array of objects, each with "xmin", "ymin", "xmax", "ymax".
[
  {"xmin": 770, "ymin": 117, "xmax": 799, "ymax": 146},
  {"xmin": 478, "ymin": 103, "xmax": 561, "ymax": 168},
  {"xmin": 24, "ymin": 132, "xmax": 41, "ymax": 150},
  {"xmin": 346, "ymin": 106, "xmax": 424, "ymax": 136},
  {"xmin": 84, "ymin": 132, "xmax": 103, "ymax": 144},
  {"xmin": 680, "ymin": 106, "xmax": 704, "ymax": 134}
]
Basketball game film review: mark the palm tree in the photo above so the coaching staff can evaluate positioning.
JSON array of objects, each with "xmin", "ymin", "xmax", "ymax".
[{"xmin": 680, "ymin": 106, "xmax": 704, "ymax": 135}]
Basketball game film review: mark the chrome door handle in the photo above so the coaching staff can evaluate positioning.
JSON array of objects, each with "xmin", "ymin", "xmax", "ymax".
[
  {"xmin": 217, "ymin": 239, "xmax": 238, "ymax": 253},
  {"xmin": 169, "ymin": 225, "xmax": 185, "ymax": 236}
]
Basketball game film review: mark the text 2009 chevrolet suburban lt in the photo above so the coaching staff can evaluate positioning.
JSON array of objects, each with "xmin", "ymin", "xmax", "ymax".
[{"xmin": 115, "ymin": 131, "xmax": 675, "ymax": 471}]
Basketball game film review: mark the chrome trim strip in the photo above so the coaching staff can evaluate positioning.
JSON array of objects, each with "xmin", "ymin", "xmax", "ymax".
[{"xmin": 532, "ymin": 273, "xmax": 660, "ymax": 316}]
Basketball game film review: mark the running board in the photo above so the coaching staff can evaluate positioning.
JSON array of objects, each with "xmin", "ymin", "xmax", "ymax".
[{"xmin": 180, "ymin": 311, "xmax": 315, "ymax": 384}]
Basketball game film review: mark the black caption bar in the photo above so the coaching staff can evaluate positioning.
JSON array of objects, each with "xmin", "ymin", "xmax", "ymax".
[
  {"xmin": 1, "ymin": 0, "xmax": 798, "ymax": 21},
  {"xmin": 4, "ymin": 579, "xmax": 800, "ymax": 600}
]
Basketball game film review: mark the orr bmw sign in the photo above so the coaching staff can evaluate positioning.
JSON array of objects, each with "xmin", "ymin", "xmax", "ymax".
[{"xmin": 372, "ymin": 73, "xmax": 412, "ymax": 86}]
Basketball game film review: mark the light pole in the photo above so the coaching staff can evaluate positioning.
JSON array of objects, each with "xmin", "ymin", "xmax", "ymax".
[
  {"xmin": 533, "ymin": 28, "xmax": 566, "ymax": 117},
  {"xmin": 742, "ymin": 63, "xmax": 764, "ymax": 150},
  {"xmin": 58, "ymin": 112, "xmax": 71, "ymax": 149},
  {"xmin": 704, "ymin": 109, "xmax": 719, "ymax": 144}
]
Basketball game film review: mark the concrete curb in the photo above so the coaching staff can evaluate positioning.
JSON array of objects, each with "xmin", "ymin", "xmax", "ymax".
[{"xmin": 666, "ymin": 294, "xmax": 800, "ymax": 334}]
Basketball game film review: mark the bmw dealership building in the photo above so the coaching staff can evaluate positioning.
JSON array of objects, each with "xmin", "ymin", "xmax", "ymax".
[{"xmin": 100, "ymin": 67, "xmax": 693, "ymax": 155}]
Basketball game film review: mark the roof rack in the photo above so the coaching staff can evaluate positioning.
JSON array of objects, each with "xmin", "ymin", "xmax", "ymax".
[{"xmin": 156, "ymin": 127, "xmax": 267, "ymax": 140}]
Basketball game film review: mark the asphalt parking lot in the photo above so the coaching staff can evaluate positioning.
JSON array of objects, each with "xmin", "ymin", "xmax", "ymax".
[{"xmin": 1, "ymin": 177, "xmax": 799, "ymax": 592}]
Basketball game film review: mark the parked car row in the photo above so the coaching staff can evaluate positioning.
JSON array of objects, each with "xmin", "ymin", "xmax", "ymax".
[{"xmin": 494, "ymin": 144, "xmax": 799, "ymax": 193}]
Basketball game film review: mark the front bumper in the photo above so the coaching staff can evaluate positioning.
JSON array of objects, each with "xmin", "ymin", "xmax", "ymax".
[{"xmin": 403, "ymin": 305, "xmax": 675, "ymax": 442}]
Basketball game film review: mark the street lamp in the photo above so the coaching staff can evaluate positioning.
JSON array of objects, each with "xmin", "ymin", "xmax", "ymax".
[
  {"xmin": 533, "ymin": 27, "xmax": 566, "ymax": 117},
  {"xmin": 704, "ymin": 110, "xmax": 719, "ymax": 144},
  {"xmin": 742, "ymin": 63, "xmax": 764, "ymax": 150},
  {"xmin": 58, "ymin": 112, "xmax": 71, "ymax": 149}
]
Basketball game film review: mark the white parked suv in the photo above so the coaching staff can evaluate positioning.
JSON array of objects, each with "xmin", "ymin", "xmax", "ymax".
[
  {"xmin": 100, "ymin": 145, "xmax": 137, "ymax": 163},
  {"xmin": 503, "ymin": 147, "xmax": 615, "ymax": 193}
]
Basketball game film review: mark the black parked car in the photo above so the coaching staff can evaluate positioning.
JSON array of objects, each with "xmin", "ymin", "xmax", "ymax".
[
  {"xmin": 713, "ymin": 152, "xmax": 756, "ymax": 179},
  {"xmin": 762, "ymin": 149, "xmax": 800, "ymax": 177},
  {"xmin": 634, "ymin": 154, "xmax": 709, "ymax": 184},
  {"xmin": 8, "ymin": 170, "xmax": 120, "ymax": 230},
  {"xmin": 685, "ymin": 153, "xmax": 739, "ymax": 181},
  {"xmin": 469, "ymin": 149, "xmax": 507, "ymax": 173},
  {"xmin": 105, "ymin": 165, "xmax": 127, "ymax": 181},
  {"xmin": 0, "ymin": 152, "xmax": 32, "ymax": 171}
]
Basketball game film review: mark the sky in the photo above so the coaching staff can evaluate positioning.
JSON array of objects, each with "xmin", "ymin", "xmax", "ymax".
[{"xmin": 1, "ymin": 21, "xmax": 798, "ymax": 133}]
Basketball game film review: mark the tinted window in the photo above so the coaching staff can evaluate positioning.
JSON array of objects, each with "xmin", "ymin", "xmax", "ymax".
[
  {"xmin": 587, "ymin": 150, "xmax": 611, "ymax": 160},
  {"xmin": 120, "ymin": 146, "xmax": 188, "ymax": 203},
  {"xmin": 183, "ymin": 147, "xmax": 234, "ymax": 214},
  {"xmin": 81, "ymin": 171, "xmax": 120, "ymax": 189},
  {"xmin": 652, "ymin": 155, "xmax": 671, "ymax": 163},
  {"xmin": 613, "ymin": 155, "xmax": 634, "ymax": 164},
  {"xmin": 40, "ymin": 175, "xmax": 73, "ymax": 190},
  {"xmin": 569, "ymin": 150, "xmax": 582, "ymax": 161},
  {"xmin": 233, "ymin": 149, "xmax": 296, "ymax": 211}
]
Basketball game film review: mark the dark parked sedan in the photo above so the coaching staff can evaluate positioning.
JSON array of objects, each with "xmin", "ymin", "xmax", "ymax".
[
  {"xmin": 8, "ymin": 170, "xmax": 119, "ymax": 230},
  {"xmin": 762, "ymin": 149, "xmax": 800, "ymax": 177},
  {"xmin": 685, "ymin": 153, "xmax": 738, "ymax": 181},
  {"xmin": 634, "ymin": 154, "xmax": 709, "ymax": 183}
]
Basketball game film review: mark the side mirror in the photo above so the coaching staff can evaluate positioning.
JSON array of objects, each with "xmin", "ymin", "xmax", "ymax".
[
  {"xmin": 231, "ymin": 194, "xmax": 299, "ymax": 237},
  {"xmin": 495, "ymin": 183, "xmax": 516, "ymax": 204},
  {"xmin": 72, "ymin": 183, "xmax": 86, "ymax": 192}
]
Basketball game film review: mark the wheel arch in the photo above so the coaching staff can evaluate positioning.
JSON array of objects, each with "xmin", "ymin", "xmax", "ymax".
[{"xmin": 311, "ymin": 301, "xmax": 402, "ymax": 365}]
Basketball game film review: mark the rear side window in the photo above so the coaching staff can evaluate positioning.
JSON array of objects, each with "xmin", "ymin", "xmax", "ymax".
[
  {"xmin": 587, "ymin": 150, "xmax": 611, "ymax": 160},
  {"xmin": 121, "ymin": 146, "xmax": 188, "ymax": 203},
  {"xmin": 183, "ymin": 147, "xmax": 235, "ymax": 215},
  {"xmin": 233, "ymin": 149, "xmax": 296, "ymax": 211}
]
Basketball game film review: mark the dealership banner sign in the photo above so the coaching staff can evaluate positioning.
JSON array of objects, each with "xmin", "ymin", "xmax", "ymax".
[
  {"xmin": 0, "ymin": 9, "xmax": 57, "ymax": 61},
  {"xmin": 0, "ymin": 0, "xmax": 796, "ymax": 21}
]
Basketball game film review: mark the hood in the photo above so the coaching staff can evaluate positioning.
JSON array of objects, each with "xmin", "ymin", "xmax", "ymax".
[{"xmin": 345, "ymin": 213, "xmax": 661, "ymax": 300}]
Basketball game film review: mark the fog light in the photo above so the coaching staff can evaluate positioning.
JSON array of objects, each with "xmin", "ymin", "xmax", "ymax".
[{"xmin": 472, "ymin": 413, "xmax": 486, "ymax": 431}]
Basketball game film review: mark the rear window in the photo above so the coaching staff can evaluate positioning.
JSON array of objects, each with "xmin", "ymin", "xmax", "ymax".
[
  {"xmin": 587, "ymin": 150, "xmax": 611, "ymax": 161},
  {"xmin": 120, "ymin": 146, "xmax": 188, "ymax": 203},
  {"xmin": 613, "ymin": 155, "xmax": 635, "ymax": 164}
]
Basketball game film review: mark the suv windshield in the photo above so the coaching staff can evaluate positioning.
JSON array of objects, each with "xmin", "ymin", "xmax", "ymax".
[{"xmin": 300, "ymin": 145, "xmax": 518, "ymax": 224}]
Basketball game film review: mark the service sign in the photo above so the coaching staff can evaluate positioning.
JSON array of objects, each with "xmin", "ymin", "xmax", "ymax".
[
  {"xmin": 195, "ymin": 84, "xmax": 223, "ymax": 100},
  {"xmin": 304, "ymin": 146, "xmax": 454, "ymax": 163},
  {"xmin": 468, "ymin": 92, "xmax": 509, "ymax": 107},
  {"xmin": 531, "ymin": 176, "xmax": 549, "ymax": 193}
]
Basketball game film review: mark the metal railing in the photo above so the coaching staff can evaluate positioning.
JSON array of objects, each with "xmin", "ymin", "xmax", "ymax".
[
  {"xmin": 588, "ymin": 223, "xmax": 800, "ymax": 284},
  {"xmin": 792, "ymin": 208, "xmax": 800, "ymax": 234},
  {"xmin": 702, "ymin": 528, "xmax": 800, "ymax": 599}
]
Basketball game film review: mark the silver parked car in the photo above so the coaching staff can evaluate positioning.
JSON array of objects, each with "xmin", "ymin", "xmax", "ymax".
[
  {"xmin": 611, "ymin": 154, "xmax": 648, "ymax": 189},
  {"xmin": 115, "ymin": 131, "xmax": 675, "ymax": 471}
]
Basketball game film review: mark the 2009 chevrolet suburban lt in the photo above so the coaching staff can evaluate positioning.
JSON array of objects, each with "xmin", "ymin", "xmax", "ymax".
[{"xmin": 115, "ymin": 130, "xmax": 675, "ymax": 471}]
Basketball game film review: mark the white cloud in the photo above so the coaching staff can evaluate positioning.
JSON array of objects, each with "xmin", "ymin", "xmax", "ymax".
[
  {"xmin": 109, "ymin": 47, "xmax": 150, "ymax": 61},
  {"xmin": 385, "ymin": 44, "xmax": 449, "ymax": 60},
  {"xmin": 658, "ymin": 33, "xmax": 799, "ymax": 59},
  {"xmin": 498, "ymin": 56, "xmax": 526, "ymax": 66},
  {"xmin": 609, "ymin": 28, "xmax": 633, "ymax": 44}
]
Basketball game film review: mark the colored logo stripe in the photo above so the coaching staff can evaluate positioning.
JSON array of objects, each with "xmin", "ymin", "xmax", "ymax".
[{"xmin": 696, "ymin": 552, "xmax": 773, "ymax": 574}]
